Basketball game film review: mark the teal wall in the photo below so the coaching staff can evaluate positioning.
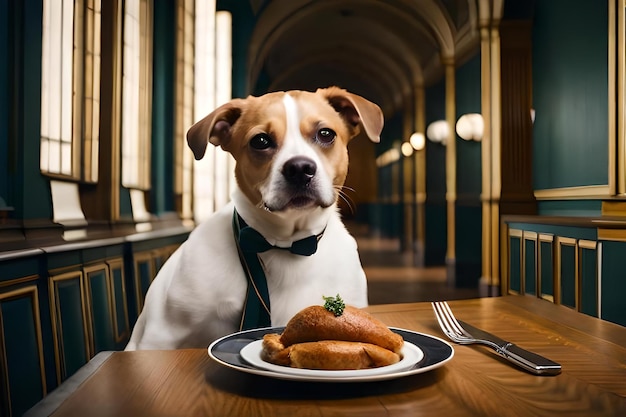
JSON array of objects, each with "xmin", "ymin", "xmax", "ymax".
[
  {"xmin": 455, "ymin": 54, "xmax": 482, "ymax": 196},
  {"xmin": 151, "ymin": 0, "xmax": 177, "ymax": 215},
  {"xmin": 10, "ymin": 0, "xmax": 52, "ymax": 221},
  {"xmin": 424, "ymin": 79, "xmax": 447, "ymax": 265},
  {"xmin": 372, "ymin": 112, "xmax": 403, "ymax": 238},
  {"xmin": 253, "ymin": 67, "xmax": 272, "ymax": 96},
  {"xmin": 601, "ymin": 241, "xmax": 626, "ymax": 326},
  {"xmin": 454, "ymin": 53, "xmax": 482, "ymax": 285},
  {"xmin": 0, "ymin": 0, "xmax": 8, "ymax": 205},
  {"xmin": 217, "ymin": 0, "xmax": 255, "ymax": 98},
  {"xmin": 421, "ymin": 55, "xmax": 482, "ymax": 278},
  {"xmin": 532, "ymin": 0, "xmax": 609, "ymax": 190},
  {"xmin": 535, "ymin": 200, "xmax": 603, "ymax": 217},
  {"xmin": 425, "ymin": 79, "xmax": 446, "ymax": 196}
]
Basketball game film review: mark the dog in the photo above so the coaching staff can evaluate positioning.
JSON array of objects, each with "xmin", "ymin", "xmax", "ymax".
[{"xmin": 125, "ymin": 87, "xmax": 383, "ymax": 350}]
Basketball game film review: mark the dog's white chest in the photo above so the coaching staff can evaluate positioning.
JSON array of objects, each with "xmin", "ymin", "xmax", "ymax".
[{"xmin": 259, "ymin": 221, "xmax": 368, "ymax": 326}]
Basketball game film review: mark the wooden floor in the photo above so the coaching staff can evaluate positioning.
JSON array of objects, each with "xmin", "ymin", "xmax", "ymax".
[{"xmin": 349, "ymin": 223, "xmax": 481, "ymax": 305}]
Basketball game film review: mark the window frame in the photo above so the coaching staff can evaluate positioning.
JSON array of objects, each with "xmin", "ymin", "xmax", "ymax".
[
  {"xmin": 174, "ymin": 0, "xmax": 196, "ymax": 220},
  {"xmin": 120, "ymin": 0, "xmax": 153, "ymax": 191},
  {"xmin": 40, "ymin": 0, "xmax": 101, "ymax": 183}
]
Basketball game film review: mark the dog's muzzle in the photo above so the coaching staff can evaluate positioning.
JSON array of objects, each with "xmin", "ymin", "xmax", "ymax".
[
  {"xmin": 281, "ymin": 156, "xmax": 320, "ymax": 208},
  {"xmin": 262, "ymin": 155, "xmax": 337, "ymax": 212},
  {"xmin": 282, "ymin": 156, "xmax": 316, "ymax": 188},
  {"xmin": 261, "ymin": 156, "xmax": 329, "ymax": 211}
]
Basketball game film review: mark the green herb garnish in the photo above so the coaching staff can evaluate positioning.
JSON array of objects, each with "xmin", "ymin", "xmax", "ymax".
[{"xmin": 323, "ymin": 294, "xmax": 345, "ymax": 317}]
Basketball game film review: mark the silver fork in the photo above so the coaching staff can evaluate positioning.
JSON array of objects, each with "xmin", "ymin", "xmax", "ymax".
[
  {"xmin": 432, "ymin": 301, "xmax": 501, "ymax": 349},
  {"xmin": 432, "ymin": 301, "xmax": 561, "ymax": 375}
]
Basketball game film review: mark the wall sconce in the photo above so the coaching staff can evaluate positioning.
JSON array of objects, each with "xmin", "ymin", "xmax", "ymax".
[
  {"xmin": 426, "ymin": 120, "xmax": 449, "ymax": 145},
  {"xmin": 401, "ymin": 142, "xmax": 414, "ymax": 157},
  {"xmin": 409, "ymin": 132, "xmax": 425, "ymax": 151},
  {"xmin": 531, "ymin": 108, "xmax": 536, "ymax": 124},
  {"xmin": 455, "ymin": 113, "xmax": 483, "ymax": 141}
]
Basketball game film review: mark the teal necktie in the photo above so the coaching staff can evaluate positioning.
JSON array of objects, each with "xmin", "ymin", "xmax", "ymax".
[{"xmin": 233, "ymin": 209, "xmax": 324, "ymax": 331}]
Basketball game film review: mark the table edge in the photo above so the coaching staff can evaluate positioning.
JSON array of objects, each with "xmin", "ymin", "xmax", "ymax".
[{"xmin": 23, "ymin": 351, "xmax": 115, "ymax": 417}]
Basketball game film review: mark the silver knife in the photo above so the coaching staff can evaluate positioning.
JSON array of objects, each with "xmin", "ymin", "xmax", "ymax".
[{"xmin": 458, "ymin": 320, "xmax": 562, "ymax": 376}]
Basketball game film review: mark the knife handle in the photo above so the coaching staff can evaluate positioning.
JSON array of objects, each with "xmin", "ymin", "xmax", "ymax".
[{"xmin": 499, "ymin": 343, "xmax": 561, "ymax": 375}]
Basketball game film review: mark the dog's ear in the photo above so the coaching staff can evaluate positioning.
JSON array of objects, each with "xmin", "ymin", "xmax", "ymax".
[
  {"xmin": 186, "ymin": 100, "xmax": 244, "ymax": 160},
  {"xmin": 317, "ymin": 87, "xmax": 383, "ymax": 143}
]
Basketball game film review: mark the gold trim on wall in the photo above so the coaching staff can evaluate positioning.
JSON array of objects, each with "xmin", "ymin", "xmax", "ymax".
[
  {"xmin": 597, "ymin": 241, "xmax": 604, "ymax": 319},
  {"xmin": 597, "ymin": 228, "xmax": 626, "ymax": 241},
  {"xmin": 555, "ymin": 237, "xmax": 577, "ymax": 308},
  {"xmin": 507, "ymin": 228, "xmax": 523, "ymax": 295},
  {"xmin": 500, "ymin": 222, "xmax": 510, "ymax": 295},
  {"xmin": 538, "ymin": 233, "xmax": 555, "ymax": 302},
  {"xmin": 533, "ymin": 185, "xmax": 611, "ymax": 200},
  {"xmin": 578, "ymin": 240, "xmax": 598, "ymax": 250},
  {"xmin": 391, "ymin": 145, "xmax": 401, "ymax": 205},
  {"xmin": 0, "ymin": 275, "xmax": 38, "ymax": 288},
  {"xmin": 49, "ymin": 270, "xmax": 90, "ymax": 384},
  {"xmin": 509, "ymin": 229, "xmax": 523, "ymax": 238},
  {"xmin": 601, "ymin": 200, "xmax": 626, "ymax": 216},
  {"xmin": 133, "ymin": 251, "xmax": 155, "ymax": 313},
  {"xmin": 522, "ymin": 231, "xmax": 538, "ymax": 296},
  {"xmin": 0, "ymin": 284, "xmax": 47, "ymax": 415},
  {"xmin": 577, "ymin": 240, "xmax": 599, "ymax": 317},
  {"xmin": 152, "ymin": 248, "xmax": 170, "ymax": 273},
  {"xmin": 414, "ymin": 85, "xmax": 426, "ymax": 266},
  {"xmin": 83, "ymin": 263, "xmax": 114, "ymax": 355},
  {"xmin": 445, "ymin": 60, "xmax": 456, "ymax": 262},
  {"xmin": 107, "ymin": 258, "xmax": 130, "ymax": 343}
]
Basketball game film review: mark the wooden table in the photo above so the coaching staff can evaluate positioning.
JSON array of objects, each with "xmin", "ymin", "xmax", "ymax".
[{"xmin": 26, "ymin": 297, "xmax": 626, "ymax": 417}]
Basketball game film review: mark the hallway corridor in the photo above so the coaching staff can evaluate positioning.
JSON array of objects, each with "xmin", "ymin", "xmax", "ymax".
[{"xmin": 348, "ymin": 223, "xmax": 482, "ymax": 305}]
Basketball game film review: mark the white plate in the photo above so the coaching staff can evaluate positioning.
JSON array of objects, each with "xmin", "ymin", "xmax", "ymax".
[
  {"xmin": 208, "ymin": 326, "xmax": 454, "ymax": 383},
  {"xmin": 239, "ymin": 339, "xmax": 424, "ymax": 378}
]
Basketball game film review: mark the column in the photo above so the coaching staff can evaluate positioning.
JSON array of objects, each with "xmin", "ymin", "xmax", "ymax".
[
  {"xmin": 444, "ymin": 58, "xmax": 457, "ymax": 284},
  {"xmin": 414, "ymin": 85, "xmax": 426, "ymax": 267},
  {"xmin": 402, "ymin": 96, "xmax": 414, "ymax": 253}
]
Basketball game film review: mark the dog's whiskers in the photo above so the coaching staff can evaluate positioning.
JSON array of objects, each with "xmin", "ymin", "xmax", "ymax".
[
  {"xmin": 340, "ymin": 185, "xmax": 356, "ymax": 193},
  {"xmin": 335, "ymin": 186, "xmax": 356, "ymax": 214}
]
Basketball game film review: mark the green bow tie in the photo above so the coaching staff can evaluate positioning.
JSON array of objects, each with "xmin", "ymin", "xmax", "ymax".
[{"xmin": 233, "ymin": 209, "xmax": 325, "ymax": 331}]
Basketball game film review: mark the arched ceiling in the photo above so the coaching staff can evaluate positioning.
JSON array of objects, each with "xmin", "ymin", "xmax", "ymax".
[{"xmin": 247, "ymin": 0, "xmax": 480, "ymax": 117}]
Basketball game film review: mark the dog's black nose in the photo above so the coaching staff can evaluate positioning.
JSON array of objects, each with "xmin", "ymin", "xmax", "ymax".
[{"xmin": 282, "ymin": 156, "xmax": 317, "ymax": 187}]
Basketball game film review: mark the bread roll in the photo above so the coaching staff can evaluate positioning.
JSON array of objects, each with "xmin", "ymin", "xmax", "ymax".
[
  {"xmin": 260, "ymin": 304, "xmax": 405, "ymax": 370},
  {"xmin": 261, "ymin": 333, "xmax": 401, "ymax": 370},
  {"xmin": 290, "ymin": 340, "xmax": 400, "ymax": 369},
  {"xmin": 279, "ymin": 305, "xmax": 404, "ymax": 354},
  {"xmin": 261, "ymin": 333, "xmax": 291, "ymax": 366}
]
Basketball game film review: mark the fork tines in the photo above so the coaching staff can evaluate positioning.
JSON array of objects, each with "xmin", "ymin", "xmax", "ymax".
[{"xmin": 432, "ymin": 301, "xmax": 471, "ymax": 343}]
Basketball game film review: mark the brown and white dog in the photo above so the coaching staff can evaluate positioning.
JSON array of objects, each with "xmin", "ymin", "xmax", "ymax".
[{"xmin": 125, "ymin": 87, "xmax": 383, "ymax": 350}]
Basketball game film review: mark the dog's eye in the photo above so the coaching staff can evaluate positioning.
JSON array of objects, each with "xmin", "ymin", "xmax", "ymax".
[
  {"xmin": 250, "ymin": 133, "xmax": 274, "ymax": 150},
  {"xmin": 315, "ymin": 128, "xmax": 336, "ymax": 145}
]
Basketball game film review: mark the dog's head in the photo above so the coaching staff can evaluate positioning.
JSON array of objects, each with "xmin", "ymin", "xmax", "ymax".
[{"xmin": 186, "ymin": 87, "xmax": 383, "ymax": 213}]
